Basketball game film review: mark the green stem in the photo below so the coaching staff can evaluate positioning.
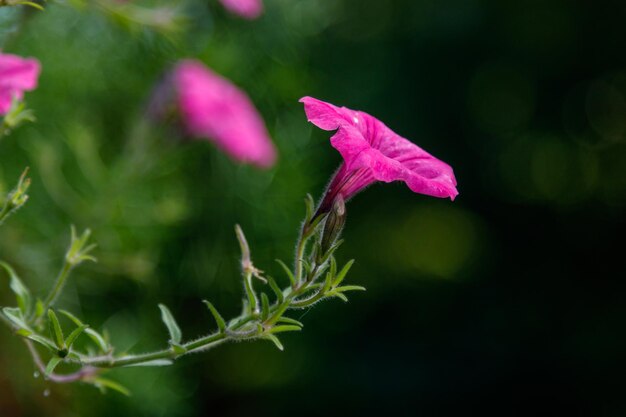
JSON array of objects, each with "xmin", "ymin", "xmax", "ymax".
[
  {"xmin": 14, "ymin": 202, "xmax": 335, "ymax": 372},
  {"xmin": 293, "ymin": 226, "xmax": 311, "ymax": 285},
  {"xmin": 38, "ymin": 261, "xmax": 73, "ymax": 318},
  {"xmin": 243, "ymin": 271, "xmax": 258, "ymax": 314},
  {"xmin": 0, "ymin": 203, "xmax": 12, "ymax": 225},
  {"xmin": 83, "ymin": 330, "xmax": 229, "ymax": 368}
]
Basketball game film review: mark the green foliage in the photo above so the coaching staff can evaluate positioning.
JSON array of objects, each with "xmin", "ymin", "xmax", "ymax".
[
  {"xmin": 158, "ymin": 303, "xmax": 182, "ymax": 345},
  {"xmin": 0, "ymin": 261, "xmax": 31, "ymax": 315},
  {"xmin": 0, "ymin": 168, "xmax": 30, "ymax": 226}
]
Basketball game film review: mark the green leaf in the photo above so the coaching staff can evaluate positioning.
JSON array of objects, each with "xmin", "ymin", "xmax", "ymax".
[
  {"xmin": 122, "ymin": 359, "xmax": 173, "ymax": 367},
  {"xmin": 330, "ymin": 292, "xmax": 349, "ymax": 302},
  {"xmin": 0, "ymin": 261, "xmax": 31, "ymax": 315},
  {"xmin": 276, "ymin": 317, "xmax": 303, "ymax": 327},
  {"xmin": 270, "ymin": 325, "xmax": 302, "ymax": 334},
  {"xmin": 158, "ymin": 304, "xmax": 182, "ymax": 344},
  {"xmin": 0, "ymin": 167, "xmax": 31, "ymax": 226},
  {"xmin": 2, "ymin": 306, "xmax": 29, "ymax": 329},
  {"xmin": 45, "ymin": 357, "xmax": 62, "ymax": 377},
  {"xmin": 47, "ymin": 309, "xmax": 65, "ymax": 350},
  {"xmin": 329, "ymin": 256, "xmax": 337, "ymax": 279},
  {"xmin": 58, "ymin": 309, "xmax": 84, "ymax": 326},
  {"xmin": 26, "ymin": 334, "xmax": 57, "ymax": 352},
  {"xmin": 275, "ymin": 259, "xmax": 296, "ymax": 286},
  {"xmin": 333, "ymin": 259, "xmax": 355, "ymax": 287},
  {"xmin": 16, "ymin": 1, "xmax": 45, "ymax": 10},
  {"xmin": 65, "ymin": 324, "xmax": 89, "ymax": 350},
  {"xmin": 84, "ymin": 329, "xmax": 110, "ymax": 353},
  {"xmin": 263, "ymin": 334, "xmax": 284, "ymax": 351},
  {"xmin": 66, "ymin": 226, "xmax": 98, "ymax": 266},
  {"xmin": 319, "ymin": 239, "xmax": 344, "ymax": 265},
  {"xmin": 267, "ymin": 276, "xmax": 284, "ymax": 304},
  {"xmin": 322, "ymin": 272, "xmax": 333, "ymax": 293},
  {"xmin": 91, "ymin": 377, "xmax": 131, "ymax": 396},
  {"xmin": 334, "ymin": 285, "xmax": 366, "ymax": 293},
  {"xmin": 302, "ymin": 259, "xmax": 313, "ymax": 276},
  {"xmin": 304, "ymin": 194, "xmax": 315, "ymax": 222},
  {"xmin": 202, "ymin": 300, "xmax": 226, "ymax": 333},
  {"xmin": 260, "ymin": 293, "xmax": 270, "ymax": 321},
  {"xmin": 58, "ymin": 310, "xmax": 110, "ymax": 351}
]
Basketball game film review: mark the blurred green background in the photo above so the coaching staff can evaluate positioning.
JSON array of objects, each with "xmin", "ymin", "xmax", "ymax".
[{"xmin": 1, "ymin": 0, "xmax": 626, "ymax": 415}]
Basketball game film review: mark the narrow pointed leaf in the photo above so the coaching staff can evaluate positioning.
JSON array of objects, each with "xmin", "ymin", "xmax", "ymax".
[
  {"xmin": 330, "ymin": 292, "xmax": 349, "ymax": 302},
  {"xmin": 260, "ymin": 293, "xmax": 270, "ymax": 321},
  {"xmin": 65, "ymin": 324, "xmax": 89, "ymax": 349},
  {"xmin": 2, "ymin": 307, "xmax": 29, "ymax": 329},
  {"xmin": 202, "ymin": 300, "xmax": 226, "ymax": 333},
  {"xmin": 302, "ymin": 259, "xmax": 313, "ymax": 276},
  {"xmin": 277, "ymin": 317, "xmax": 303, "ymax": 327},
  {"xmin": 267, "ymin": 276, "xmax": 284, "ymax": 303},
  {"xmin": 26, "ymin": 334, "xmax": 57, "ymax": 352},
  {"xmin": 275, "ymin": 259, "xmax": 296, "ymax": 286},
  {"xmin": 270, "ymin": 325, "xmax": 302, "ymax": 334},
  {"xmin": 91, "ymin": 377, "xmax": 131, "ymax": 396},
  {"xmin": 304, "ymin": 194, "xmax": 315, "ymax": 222},
  {"xmin": 45, "ymin": 357, "xmax": 63, "ymax": 376},
  {"xmin": 84, "ymin": 329, "xmax": 110, "ymax": 353},
  {"xmin": 322, "ymin": 272, "xmax": 333, "ymax": 293},
  {"xmin": 332, "ymin": 259, "xmax": 355, "ymax": 287},
  {"xmin": 329, "ymin": 256, "xmax": 337, "ymax": 279},
  {"xmin": 319, "ymin": 239, "xmax": 344, "ymax": 265},
  {"xmin": 58, "ymin": 309, "xmax": 84, "ymax": 326},
  {"xmin": 158, "ymin": 304, "xmax": 182, "ymax": 344},
  {"xmin": 334, "ymin": 285, "xmax": 366, "ymax": 293},
  {"xmin": 263, "ymin": 334, "xmax": 284, "ymax": 351},
  {"xmin": 0, "ymin": 261, "xmax": 32, "ymax": 315},
  {"xmin": 47, "ymin": 309, "xmax": 65, "ymax": 349}
]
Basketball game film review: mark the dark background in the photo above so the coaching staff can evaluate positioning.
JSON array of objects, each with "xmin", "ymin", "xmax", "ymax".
[{"xmin": 1, "ymin": 0, "xmax": 625, "ymax": 416}]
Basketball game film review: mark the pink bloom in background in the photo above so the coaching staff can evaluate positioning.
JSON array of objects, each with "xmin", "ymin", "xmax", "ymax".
[
  {"xmin": 219, "ymin": 0, "xmax": 263, "ymax": 19},
  {"xmin": 0, "ymin": 52, "xmax": 41, "ymax": 116},
  {"xmin": 300, "ymin": 96, "xmax": 458, "ymax": 215},
  {"xmin": 171, "ymin": 59, "xmax": 276, "ymax": 168}
]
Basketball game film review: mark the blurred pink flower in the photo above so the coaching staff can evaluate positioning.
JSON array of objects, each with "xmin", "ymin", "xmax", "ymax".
[
  {"xmin": 300, "ymin": 96, "xmax": 458, "ymax": 215},
  {"xmin": 219, "ymin": 0, "xmax": 263, "ymax": 19},
  {"xmin": 0, "ymin": 52, "xmax": 41, "ymax": 116},
  {"xmin": 170, "ymin": 59, "xmax": 276, "ymax": 168}
]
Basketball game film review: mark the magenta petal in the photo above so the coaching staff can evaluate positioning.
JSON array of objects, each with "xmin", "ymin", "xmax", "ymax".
[
  {"xmin": 300, "ymin": 96, "xmax": 458, "ymax": 204},
  {"xmin": 0, "ymin": 53, "xmax": 41, "ymax": 115},
  {"xmin": 218, "ymin": 0, "xmax": 263, "ymax": 19},
  {"xmin": 173, "ymin": 59, "xmax": 277, "ymax": 168}
]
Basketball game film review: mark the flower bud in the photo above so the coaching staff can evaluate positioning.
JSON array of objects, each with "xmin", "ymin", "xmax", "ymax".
[{"xmin": 320, "ymin": 194, "xmax": 346, "ymax": 256}]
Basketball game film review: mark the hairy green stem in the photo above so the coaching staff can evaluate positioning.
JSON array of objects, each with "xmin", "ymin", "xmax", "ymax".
[
  {"xmin": 38, "ymin": 261, "xmax": 73, "ymax": 319},
  {"xmin": 2, "ymin": 203, "xmax": 345, "ymax": 375},
  {"xmin": 294, "ymin": 223, "xmax": 315, "ymax": 285},
  {"xmin": 0, "ymin": 201, "xmax": 13, "ymax": 225}
]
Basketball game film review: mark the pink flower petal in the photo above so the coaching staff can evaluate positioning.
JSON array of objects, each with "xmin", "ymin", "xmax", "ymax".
[
  {"xmin": 0, "ymin": 53, "xmax": 41, "ymax": 115},
  {"xmin": 173, "ymin": 59, "xmax": 276, "ymax": 168},
  {"xmin": 300, "ymin": 96, "xmax": 458, "ymax": 214},
  {"xmin": 218, "ymin": 0, "xmax": 263, "ymax": 19}
]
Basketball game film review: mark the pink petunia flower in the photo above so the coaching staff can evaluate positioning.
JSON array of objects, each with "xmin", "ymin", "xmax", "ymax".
[
  {"xmin": 300, "ymin": 96, "xmax": 458, "ymax": 217},
  {"xmin": 0, "ymin": 52, "xmax": 41, "ymax": 116},
  {"xmin": 164, "ymin": 59, "xmax": 276, "ymax": 168},
  {"xmin": 219, "ymin": 0, "xmax": 263, "ymax": 20}
]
